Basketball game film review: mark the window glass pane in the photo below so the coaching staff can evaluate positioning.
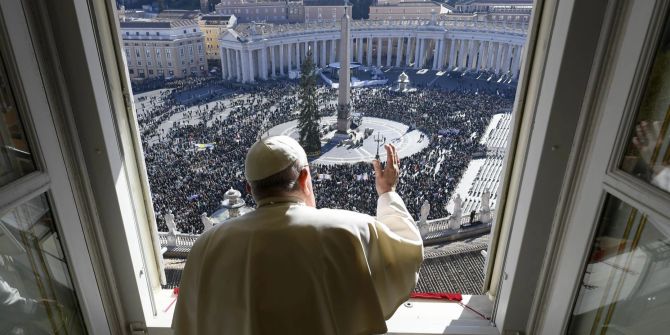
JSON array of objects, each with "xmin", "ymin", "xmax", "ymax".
[
  {"xmin": 0, "ymin": 194, "xmax": 86, "ymax": 334},
  {"xmin": 0, "ymin": 58, "xmax": 36, "ymax": 186},
  {"xmin": 620, "ymin": 15, "xmax": 670, "ymax": 193},
  {"xmin": 568, "ymin": 195, "xmax": 670, "ymax": 334}
]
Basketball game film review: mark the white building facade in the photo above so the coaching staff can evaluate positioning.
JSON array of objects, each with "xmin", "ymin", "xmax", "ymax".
[
  {"xmin": 369, "ymin": 0, "xmax": 450, "ymax": 21},
  {"xmin": 219, "ymin": 17, "xmax": 527, "ymax": 83},
  {"xmin": 215, "ymin": 0, "xmax": 304, "ymax": 23},
  {"xmin": 120, "ymin": 20, "xmax": 209, "ymax": 79}
]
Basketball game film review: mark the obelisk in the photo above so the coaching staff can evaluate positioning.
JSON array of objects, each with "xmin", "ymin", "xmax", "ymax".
[{"xmin": 336, "ymin": 2, "xmax": 352, "ymax": 133}]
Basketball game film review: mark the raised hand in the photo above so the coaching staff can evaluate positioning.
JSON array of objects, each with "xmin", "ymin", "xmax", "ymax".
[{"xmin": 372, "ymin": 144, "xmax": 400, "ymax": 196}]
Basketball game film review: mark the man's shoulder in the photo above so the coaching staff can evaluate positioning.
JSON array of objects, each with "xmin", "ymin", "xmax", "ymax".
[
  {"xmin": 313, "ymin": 206, "xmax": 370, "ymax": 218},
  {"xmin": 308, "ymin": 207, "xmax": 374, "ymax": 230}
]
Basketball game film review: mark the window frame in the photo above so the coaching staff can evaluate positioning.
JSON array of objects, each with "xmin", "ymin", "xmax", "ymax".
[
  {"xmin": 530, "ymin": 0, "xmax": 670, "ymax": 332},
  {"xmin": 33, "ymin": 0, "xmax": 621, "ymax": 333},
  {"xmin": 489, "ymin": 0, "xmax": 630, "ymax": 332},
  {"xmin": 0, "ymin": 0, "xmax": 119, "ymax": 333}
]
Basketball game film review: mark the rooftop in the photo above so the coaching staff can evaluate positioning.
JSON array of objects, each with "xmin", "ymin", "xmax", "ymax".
[
  {"xmin": 224, "ymin": 17, "xmax": 528, "ymax": 41},
  {"xmin": 156, "ymin": 9, "xmax": 201, "ymax": 19},
  {"xmin": 119, "ymin": 19, "xmax": 200, "ymax": 29},
  {"xmin": 373, "ymin": 1, "xmax": 444, "ymax": 7},
  {"xmin": 460, "ymin": 0, "xmax": 533, "ymax": 5},
  {"xmin": 303, "ymin": 0, "xmax": 347, "ymax": 6},
  {"xmin": 200, "ymin": 14, "xmax": 232, "ymax": 21}
]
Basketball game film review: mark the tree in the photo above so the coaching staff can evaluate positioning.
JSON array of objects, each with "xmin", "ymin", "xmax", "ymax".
[{"xmin": 298, "ymin": 48, "xmax": 322, "ymax": 156}]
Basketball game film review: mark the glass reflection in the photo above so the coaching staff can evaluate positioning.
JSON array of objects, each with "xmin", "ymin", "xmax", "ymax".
[
  {"xmin": 0, "ymin": 56, "xmax": 36, "ymax": 187},
  {"xmin": 0, "ymin": 194, "xmax": 86, "ymax": 334},
  {"xmin": 568, "ymin": 195, "xmax": 670, "ymax": 334},
  {"xmin": 620, "ymin": 16, "xmax": 670, "ymax": 193}
]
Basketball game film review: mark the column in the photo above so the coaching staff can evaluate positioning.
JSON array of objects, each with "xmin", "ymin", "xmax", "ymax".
[
  {"xmin": 504, "ymin": 43, "xmax": 512, "ymax": 72},
  {"xmin": 466, "ymin": 40, "xmax": 474, "ymax": 69},
  {"xmin": 477, "ymin": 41, "xmax": 484, "ymax": 70},
  {"xmin": 403, "ymin": 37, "xmax": 410, "ymax": 67},
  {"xmin": 437, "ymin": 38, "xmax": 447, "ymax": 70},
  {"xmin": 270, "ymin": 46, "xmax": 276, "ymax": 77},
  {"xmin": 279, "ymin": 44, "xmax": 285, "ymax": 75},
  {"xmin": 257, "ymin": 48, "xmax": 262, "ymax": 80},
  {"xmin": 260, "ymin": 47, "xmax": 269, "ymax": 79},
  {"xmin": 494, "ymin": 42, "xmax": 503, "ymax": 73},
  {"xmin": 483, "ymin": 42, "xmax": 490, "ymax": 70},
  {"xmin": 329, "ymin": 40, "xmax": 337, "ymax": 63},
  {"xmin": 313, "ymin": 40, "xmax": 318, "ymax": 63},
  {"xmin": 413, "ymin": 37, "xmax": 420, "ymax": 69},
  {"xmin": 219, "ymin": 45, "xmax": 228, "ymax": 80},
  {"xmin": 225, "ymin": 49, "xmax": 232, "ymax": 80},
  {"xmin": 219, "ymin": 45, "xmax": 230, "ymax": 80},
  {"xmin": 487, "ymin": 41, "xmax": 495, "ymax": 70},
  {"xmin": 376, "ymin": 37, "xmax": 382, "ymax": 67},
  {"xmin": 471, "ymin": 40, "xmax": 478, "ymax": 69},
  {"xmin": 448, "ymin": 38, "xmax": 456, "ymax": 69},
  {"xmin": 236, "ymin": 50, "xmax": 242, "ymax": 82},
  {"xmin": 418, "ymin": 38, "xmax": 425, "ymax": 69},
  {"xmin": 512, "ymin": 45, "xmax": 522, "ymax": 78},
  {"xmin": 499, "ymin": 43, "xmax": 507, "ymax": 73},
  {"xmin": 396, "ymin": 37, "xmax": 403, "ymax": 67},
  {"xmin": 248, "ymin": 49, "xmax": 255, "ymax": 82},
  {"xmin": 240, "ymin": 50, "xmax": 248, "ymax": 83},
  {"xmin": 386, "ymin": 37, "xmax": 392, "ymax": 67},
  {"xmin": 321, "ymin": 40, "xmax": 327, "ymax": 67},
  {"xmin": 432, "ymin": 39, "xmax": 439, "ymax": 70},
  {"xmin": 287, "ymin": 43, "xmax": 292, "ymax": 71},
  {"xmin": 330, "ymin": 39, "xmax": 336, "ymax": 64},
  {"xmin": 357, "ymin": 38, "xmax": 364, "ymax": 63},
  {"xmin": 459, "ymin": 39, "xmax": 468, "ymax": 68},
  {"xmin": 296, "ymin": 42, "xmax": 301, "ymax": 68},
  {"xmin": 366, "ymin": 37, "xmax": 373, "ymax": 65}
]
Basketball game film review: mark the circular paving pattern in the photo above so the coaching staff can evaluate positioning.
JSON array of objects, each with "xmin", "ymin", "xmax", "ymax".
[{"xmin": 266, "ymin": 116, "xmax": 429, "ymax": 165}]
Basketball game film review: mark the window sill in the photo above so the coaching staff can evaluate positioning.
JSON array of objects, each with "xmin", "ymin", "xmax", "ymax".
[{"xmin": 146, "ymin": 290, "xmax": 498, "ymax": 335}]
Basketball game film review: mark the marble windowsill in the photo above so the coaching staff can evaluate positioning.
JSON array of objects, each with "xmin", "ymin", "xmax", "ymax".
[{"xmin": 147, "ymin": 289, "xmax": 498, "ymax": 335}]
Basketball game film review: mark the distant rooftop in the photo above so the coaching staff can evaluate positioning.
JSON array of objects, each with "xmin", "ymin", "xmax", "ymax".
[
  {"xmin": 201, "ymin": 14, "xmax": 234, "ymax": 21},
  {"xmin": 375, "ymin": 0, "xmax": 443, "ymax": 6},
  {"xmin": 225, "ymin": 16, "xmax": 529, "ymax": 41},
  {"xmin": 119, "ymin": 19, "xmax": 199, "ymax": 29},
  {"xmin": 461, "ymin": 0, "xmax": 533, "ymax": 4},
  {"xmin": 156, "ymin": 9, "xmax": 201, "ymax": 19},
  {"xmin": 303, "ymin": 0, "xmax": 347, "ymax": 6},
  {"xmin": 201, "ymin": 14, "xmax": 235, "ymax": 24}
]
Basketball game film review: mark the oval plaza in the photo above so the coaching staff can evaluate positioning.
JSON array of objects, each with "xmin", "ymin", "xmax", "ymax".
[{"xmin": 219, "ymin": 16, "xmax": 528, "ymax": 83}]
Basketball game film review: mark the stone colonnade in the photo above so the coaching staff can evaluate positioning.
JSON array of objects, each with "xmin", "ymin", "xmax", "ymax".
[{"xmin": 220, "ymin": 30, "xmax": 525, "ymax": 83}]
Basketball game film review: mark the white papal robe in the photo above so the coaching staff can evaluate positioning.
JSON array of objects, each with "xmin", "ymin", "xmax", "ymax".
[{"xmin": 172, "ymin": 191, "xmax": 424, "ymax": 335}]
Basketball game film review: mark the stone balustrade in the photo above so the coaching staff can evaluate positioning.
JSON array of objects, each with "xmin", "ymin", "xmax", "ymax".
[{"xmin": 157, "ymin": 210, "xmax": 495, "ymax": 253}]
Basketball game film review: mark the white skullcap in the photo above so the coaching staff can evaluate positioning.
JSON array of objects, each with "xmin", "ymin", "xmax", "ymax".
[{"xmin": 245, "ymin": 136, "xmax": 308, "ymax": 182}]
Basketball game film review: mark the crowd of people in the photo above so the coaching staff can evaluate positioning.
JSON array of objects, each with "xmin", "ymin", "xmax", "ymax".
[
  {"xmin": 314, "ymin": 88, "xmax": 511, "ymax": 219},
  {"xmin": 137, "ymin": 77, "xmax": 514, "ymax": 234}
]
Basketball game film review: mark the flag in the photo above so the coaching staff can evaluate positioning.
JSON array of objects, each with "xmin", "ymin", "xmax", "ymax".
[{"xmin": 194, "ymin": 143, "xmax": 215, "ymax": 151}]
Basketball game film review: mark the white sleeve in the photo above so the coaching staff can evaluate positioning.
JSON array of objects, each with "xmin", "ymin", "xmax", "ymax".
[
  {"xmin": 376, "ymin": 191, "xmax": 422, "ymax": 242},
  {"xmin": 0, "ymin": 277, "xmax": 38, "ymax": 317},
  {"xmin": 366, "ymin": 191, "xmax": 424, "ymax": 319}
]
